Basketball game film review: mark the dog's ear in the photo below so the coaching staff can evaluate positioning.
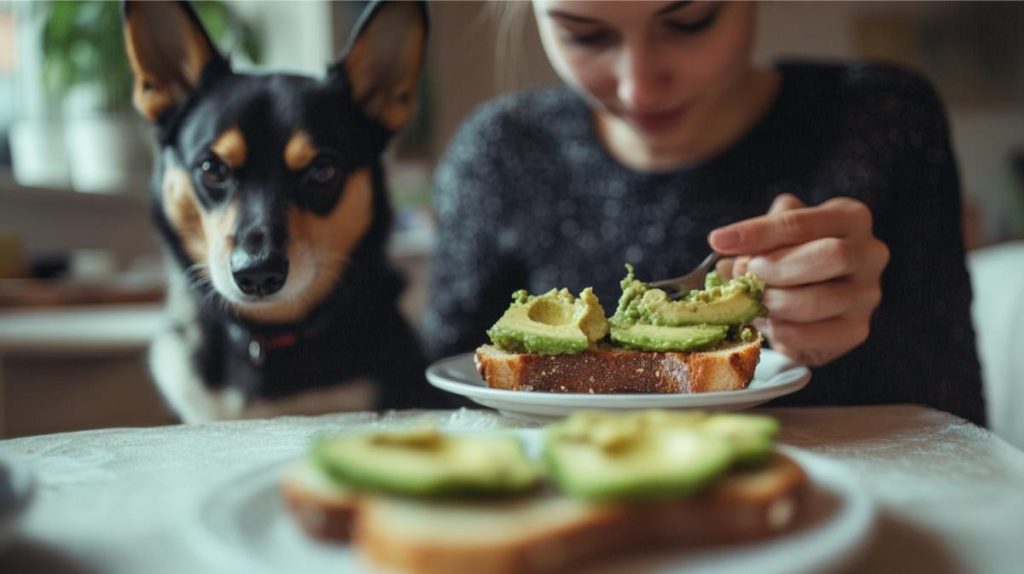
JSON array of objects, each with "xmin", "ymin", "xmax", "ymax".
[
  {"xmin": 122, "ymin": 1, "xmax": 228, "ymax": 122},
  {"xmin": 331, "ymin": 0, "xmax": 429, "ymax": 132}
]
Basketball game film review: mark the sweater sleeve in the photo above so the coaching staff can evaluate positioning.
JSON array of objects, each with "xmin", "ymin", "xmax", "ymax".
[
  {"xmin": 790, "ymin": 66, "xmax": 987, "ymax": 426},
  {"xmin": 421, "ymin": 105, "xmax": 527, "ymax": 362}
]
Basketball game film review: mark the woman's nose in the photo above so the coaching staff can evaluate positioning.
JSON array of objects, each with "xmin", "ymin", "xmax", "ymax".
[{"xmin": 616, "ymin": 41, "xmax": 671, "ymax": 111}]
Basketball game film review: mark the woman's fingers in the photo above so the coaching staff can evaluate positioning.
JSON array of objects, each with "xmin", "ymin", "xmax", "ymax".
[
  {"xmin": 715, "ymin": 255, "xmax": 750, "ymax": 280},
  {"xmin": 704, "ymin": 194, "xmax": 887, "ymax": 368},
  {"xmin": 709, "ymin": 196, "xmax": 873, "ymax": 255},
  {"xmin": 744, "ymin": 232, "xmax": 888, "ymax": 287},
  {"xmin": 713, "ymin": 193, "xmax": 803, "ymax": 280},
  {"xmin": 715, "ymin": 257, "xmax": 735, "ymax": 279},
  {"xmin": 767, "ymin": 192, "xmax": 805, "ymax": 214},
  {"xmin": 761, "ymin": 281, "xmax": 881, "ymax": 322},
  {"xmin": 762, "ymin": 315, "xmax": 871, "ymax": 367},
  {"xmin": 746, "ymin": 237, "xmax": 861, "ymax": 286}
]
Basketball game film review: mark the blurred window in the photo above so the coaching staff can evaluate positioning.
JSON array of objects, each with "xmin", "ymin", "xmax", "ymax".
[{"xmin": 0, "ymin": 5, "xmax": 16, "ymax": 166}]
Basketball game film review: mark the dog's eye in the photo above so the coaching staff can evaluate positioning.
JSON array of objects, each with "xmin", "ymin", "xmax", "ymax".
[
  {"xmin": 199, "ymin": 158, "xmax": 232, "ymax": 190},
  {"xmin": 304, "ymin": 157, "xmax": 339, "ymax": 186}
]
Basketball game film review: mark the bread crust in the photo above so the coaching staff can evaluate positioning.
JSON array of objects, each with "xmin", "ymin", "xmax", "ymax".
[
  {"xmin": 355, "ymin": 452, "xmax": 807, "ymax": 574},
  {"xmin": 475, "ymin": 336, "xmax": 762, "ymax": 394},
  {"xmin": 279, "ymin": 468, "xmax": 357, "ymax": 543}
]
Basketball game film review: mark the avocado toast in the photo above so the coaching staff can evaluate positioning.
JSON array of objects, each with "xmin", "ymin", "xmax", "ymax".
[
  {"xmin": 281, "ymin": 411, "xmax": 808, "ymax": 574},
  {"xmin": 475, "ymin": 265, "xmax": 766, "ymax": 394}
]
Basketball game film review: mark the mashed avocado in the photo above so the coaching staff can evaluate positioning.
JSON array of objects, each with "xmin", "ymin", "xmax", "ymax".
[
  {"xmin": 609, "ymin": 264, "xmax": 766, "ymax": 352},
  {"xmin": 487, "ymin": 287, "xmax": 609, "ymax": 355},
  {"xmin": 613, "ymin": 265, "xmax": 765, "ymax": 327}
]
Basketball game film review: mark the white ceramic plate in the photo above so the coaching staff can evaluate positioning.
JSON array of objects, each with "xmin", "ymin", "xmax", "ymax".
[
  {"xmin": 190, "ymin": 439, "xmax": 874, "ymax": 574},
  {"xmin": 426, "ymin": 349, "xmax": 811, "ymax": 422}
]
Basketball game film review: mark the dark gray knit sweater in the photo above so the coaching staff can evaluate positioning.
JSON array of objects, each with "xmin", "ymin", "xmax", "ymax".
[{"xmin": 423, "ymin": 61, "xmax": 986, "ymax": 426}]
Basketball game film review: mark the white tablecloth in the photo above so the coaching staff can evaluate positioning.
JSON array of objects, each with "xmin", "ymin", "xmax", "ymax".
[{"xmin": 1, "ymin": 405, "xmax": 1022, "ymax": 574}]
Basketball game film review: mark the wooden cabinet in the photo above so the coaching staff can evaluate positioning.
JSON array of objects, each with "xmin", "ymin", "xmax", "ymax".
[{"xmin": 0, "ymin": 305, "xmax": 173, "ymax": 437}]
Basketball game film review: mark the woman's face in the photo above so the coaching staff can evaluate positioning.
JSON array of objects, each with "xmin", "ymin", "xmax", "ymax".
[{"xmin": 533, "ymin": 1, "xmax": 757, "ymax": 158}]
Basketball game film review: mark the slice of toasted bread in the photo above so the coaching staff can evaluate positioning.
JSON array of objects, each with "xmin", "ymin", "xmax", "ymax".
[
  {"xmin": 280, "ymin": 459, "xmax": 358, "ymax": 542},
  {"xmin": 474, "ymin": 336, "xmax": 762, "ymax": 394},
  {"xmin": 355, "ymin": 452, "xmax": 806, "ymax": 574}
]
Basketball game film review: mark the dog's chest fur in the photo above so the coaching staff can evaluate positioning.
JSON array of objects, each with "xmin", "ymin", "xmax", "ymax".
[
  {"xmin": 151, "ymin": 236, "xmax": 438, "ymax": 417},
  {"xmin": 150, "ymin": 268, "xmax": 403, "ymax": 422}
]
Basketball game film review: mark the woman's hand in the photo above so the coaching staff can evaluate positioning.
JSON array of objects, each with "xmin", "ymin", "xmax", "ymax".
[{"xmin": 708, "ymin": 194, "xmax": 890, "ymax": 367}]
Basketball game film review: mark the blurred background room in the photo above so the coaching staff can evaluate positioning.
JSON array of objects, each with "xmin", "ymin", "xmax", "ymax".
[{"xmin": 0, "ymin": 1, "xmax": 1021, "ymax": 443}]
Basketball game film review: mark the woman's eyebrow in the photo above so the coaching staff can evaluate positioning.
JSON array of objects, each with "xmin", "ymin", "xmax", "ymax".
[
  {"xmin": 546, "ymin": 9, "xmax": 604, "ymax": 25},
  {"xmin": 655, "ymin": 1, "xmax": 694, "ymax": 17},
  {"xmin": 548, "ymin": 1, "xmax": 694, "ymax": 24}
]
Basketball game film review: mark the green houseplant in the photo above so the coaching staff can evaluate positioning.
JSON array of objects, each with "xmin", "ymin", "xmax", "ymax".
[
  {"xmin": 36, "ymin": 1, "xmax": 261, "ymax": 192},
  {"xmin": 41, "ymin": 0, "xmax": 262, "ymax": 113}
]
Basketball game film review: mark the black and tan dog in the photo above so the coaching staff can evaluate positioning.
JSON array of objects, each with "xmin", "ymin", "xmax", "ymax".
[{"xmin": 122, "ymin": 0, "xmax": 444, "ymax": 421}]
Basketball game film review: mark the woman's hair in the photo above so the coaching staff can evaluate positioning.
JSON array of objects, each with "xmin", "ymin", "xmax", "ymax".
[{"xmin": 488, "ymin": 1, "xmax": 533, "ymax": 91}]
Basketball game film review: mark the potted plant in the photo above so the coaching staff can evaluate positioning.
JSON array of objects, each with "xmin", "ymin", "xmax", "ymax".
[
  {"xmin": 37, "ymin": 1, "xmax": 261, "ymax": 193},
  {"xmin": 7, "ymin": 1, "xmax": 70, "ymax": 189}
]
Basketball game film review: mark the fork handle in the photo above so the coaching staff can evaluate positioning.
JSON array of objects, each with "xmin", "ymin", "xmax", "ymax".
[
  {"xmin": 646, "ymin": 252, "xmax": 723, "ymax": 290},
  {"xmin": 696, "ymin": 251, "xmax": 723, "ymax": 273}
]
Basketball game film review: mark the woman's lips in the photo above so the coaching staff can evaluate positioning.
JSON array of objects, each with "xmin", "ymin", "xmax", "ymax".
[{"xmin": 623, "ymin": 105, "xmax": 689, "ymax": 133}]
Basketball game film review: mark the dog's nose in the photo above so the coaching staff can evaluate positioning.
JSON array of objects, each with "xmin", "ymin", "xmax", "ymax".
[
  {"xmin": 231, "ymin": 223, "xmax": 289, "ymax": 297},
  {"xmin": 231, "ymin": 254, "xmax": 288, "ymax": 297}
]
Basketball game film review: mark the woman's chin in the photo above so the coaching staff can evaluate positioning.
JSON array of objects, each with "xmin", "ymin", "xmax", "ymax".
[{"xmin": 636, "ymin": 130, "xmax": 700, "ymax": 161}]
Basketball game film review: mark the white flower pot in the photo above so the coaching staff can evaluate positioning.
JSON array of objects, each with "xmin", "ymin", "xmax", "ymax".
[
  {"xmin": 9, "ymin": 118, "xmax": 72, "ymax": 189},
  {"xmin": 63, "ymin": 114, "xmax": 150, "ymax": 193}
]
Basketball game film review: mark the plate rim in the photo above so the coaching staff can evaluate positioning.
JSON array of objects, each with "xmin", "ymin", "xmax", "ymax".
[{"xmin": 425, "ymin": 348, "xmax": 811, "ymax": 408}]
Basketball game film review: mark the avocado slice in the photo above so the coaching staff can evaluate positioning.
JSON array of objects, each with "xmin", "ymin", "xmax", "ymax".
[
  {"xmin": 544, "ymin": 411, "xmax": 735, "ymax": 501},
  {"xmin": 613, "ymin": 266, "xmax": 766, "ymax": 328},
  {"xmin": 637, "ymin": 284, "xmax": 764, "ymax": 327},
  {"xmin": 700, "ymin": 414, "xmax": 780, "ymax": 465},
  {"xmin": 487, "ymin": 287, "xmax": 609, "ymax": 355},
  {"xmin": 313, "ymin": 428, "xmax": 541, "ymax": 498},
  {"xmin": 610, "ymin": 323, "xmax": 728, "ymax": 352}
]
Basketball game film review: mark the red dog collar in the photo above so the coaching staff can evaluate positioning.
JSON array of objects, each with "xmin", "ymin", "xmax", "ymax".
[{"xmin": 247, "ymin": 333, "xmax": 298, "ymax": 366}]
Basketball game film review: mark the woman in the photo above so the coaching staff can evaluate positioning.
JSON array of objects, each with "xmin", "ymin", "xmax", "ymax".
[{"xmin": 424, "ymin": 1, "xmax": 986, "ymax": 425}]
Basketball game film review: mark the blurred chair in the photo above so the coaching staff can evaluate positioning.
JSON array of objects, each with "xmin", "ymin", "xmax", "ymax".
[{"xmin": 968, "ymin": 241, "xmax": 1024, "ymax": 450}]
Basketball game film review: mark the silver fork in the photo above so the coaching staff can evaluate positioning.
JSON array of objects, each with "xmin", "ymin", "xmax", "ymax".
[{"xmin": 646, "ymin": 252, "xmax": 723, "ymax": 295}]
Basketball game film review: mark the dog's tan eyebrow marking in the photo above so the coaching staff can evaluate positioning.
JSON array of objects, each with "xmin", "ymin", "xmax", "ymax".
[
  {"xmin": 210, "ymin": 127, "xmax": 247, "ymax": 168},
  {"xmin": 284, "ymin": 131, "xmax": 318, "ymax": 171}
]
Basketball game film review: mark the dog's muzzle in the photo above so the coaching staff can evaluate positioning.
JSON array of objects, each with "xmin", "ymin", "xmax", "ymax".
[{"xmin": 231, "ymin": 225, "xmax": 289, "ymax": 297}]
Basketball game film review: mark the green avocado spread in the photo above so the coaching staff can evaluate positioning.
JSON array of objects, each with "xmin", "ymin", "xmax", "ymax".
[{"xmin": 486, "ymin": 264, "xmax": 765, "ymax": 354}]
